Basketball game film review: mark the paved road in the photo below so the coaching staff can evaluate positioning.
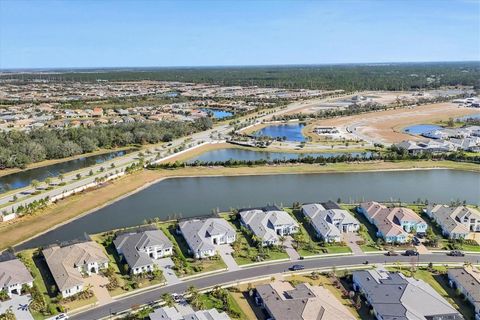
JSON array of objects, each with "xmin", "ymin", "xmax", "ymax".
[
  {"xmin": 70, "ymin": 253, "xmax": 480, "ymax": 320},
  {"xmin": 0, "ymin": 96, "xmax": 333, "ymax": 215}
]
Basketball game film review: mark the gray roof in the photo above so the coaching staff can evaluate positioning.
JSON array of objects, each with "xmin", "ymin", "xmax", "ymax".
[
  {"xmin": 178, "ymin": 218, "xmax": 236, "ymax": 254},
  {"xmin": 240, "ymin": 209, "xmax": 298, "ymax": 242},
  {"xmin": 426, "ymin": 204, "xmax": 480, "ymax": 235},
  {"xmin": 114, "ymin": 229, "xmax": 173, "ymax": 269},
  {"xmin": 149, "ymin": 306, "xmax": 230, "ymax": 320},
  {"xmin": 0, "ymin": 257, "xmax": 33, "ymax": 288},
  {"xmin": 447, "ymin": 267, "xmax": 480, "ymax": 314},
  {"xmin": 353, "ymin": 269, "xmax": 463, "ymax": 320},
  {"xmin": 301, "ymin": 203, "xmax": 358, "ymax": 239}
]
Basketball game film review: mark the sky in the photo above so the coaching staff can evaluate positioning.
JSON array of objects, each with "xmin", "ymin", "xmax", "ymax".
[{"xmin": 0, "ymin": 0, "xmax": 479, "ymax": 69}]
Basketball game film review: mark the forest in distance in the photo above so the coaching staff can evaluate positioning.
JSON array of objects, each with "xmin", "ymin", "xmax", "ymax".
[
  {"xmin": 0, "ymin": 118, "xmax": 213, "ymax": 169},
  {"xmin": 2, "ymin": 61, "xmax": 479, "ymax": 91}
]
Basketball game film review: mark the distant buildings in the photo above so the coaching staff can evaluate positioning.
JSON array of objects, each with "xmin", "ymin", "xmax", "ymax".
[
  {"xmin": 447, "ymin": 266, "xmax": 480, "ymax": 320},
  {"xmin": 424, "ymin": 204, "xmax": 480, "ymax": 240},
  {"xmin": 177, "ymin": 218, "xmax": 236, "ymax": 259},
  {"xmin": 255, "ymin": 280, "xmax": 356, "ymax": 320},
  {"xmin": 301, "ymin": 202, "xmax": 359, "ymax": 242},
  {"xmin": 352, "ymin": 268, "xmax": 463, "ymax": 320},
  {"xmin": 239, "ymin": 206, "xmax": 298, "ymax": 246},
  {"xmin": 358, "ymin": 202, "xmax": 427, "ymax": 243},
  {"xmin": 0, "ymin": 254, "xmax": 33, "ymax": 298},
  {"xmin": 114, "ymin": 228, "xmax": 173, "ymax": 275},
  {"xmin": 42, "ymin": 241, "xmax": 109, "ymax": 297}
]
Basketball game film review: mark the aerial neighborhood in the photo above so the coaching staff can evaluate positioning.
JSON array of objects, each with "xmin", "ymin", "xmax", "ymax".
[{"xmin": 1, "ymin": 199, "xmax": 479, "ymax": 319}]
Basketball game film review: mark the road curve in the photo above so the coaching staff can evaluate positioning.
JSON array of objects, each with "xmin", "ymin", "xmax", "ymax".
[{"xmin": 70, "ymin": 253, "xmax": 480, "ymax": 320}]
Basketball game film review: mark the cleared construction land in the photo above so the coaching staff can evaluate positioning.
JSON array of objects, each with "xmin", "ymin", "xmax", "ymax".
[{"xmin": 305, "ymin": 102, "xmax": 479, "ymax": 144}]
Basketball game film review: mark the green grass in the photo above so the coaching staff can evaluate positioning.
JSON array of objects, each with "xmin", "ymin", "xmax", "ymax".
[
  {"xmin": 197, "ymin": 291, "xmax": 249, "ymax": 320},
  {"xmin": 223, "ymin": 213, "xmax": 289, "ymax": 265},
  {"xmin": 158, "ymin": 223, "xmax": 227, "ymax": 276}
]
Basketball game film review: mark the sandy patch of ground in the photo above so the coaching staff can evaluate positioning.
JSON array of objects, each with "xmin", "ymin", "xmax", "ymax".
[{"xmin": 307, "ymin": 102, "xmax": 479, "ymax": 144}]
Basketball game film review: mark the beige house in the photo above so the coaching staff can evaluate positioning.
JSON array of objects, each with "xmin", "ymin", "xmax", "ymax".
[
  {"xmin": 255, "ymin": 280, "xmax": 356, "ymax": 320},
  {"xmin": 43, "ymin": 241, "xmax": 108, "ymax": 298},
  {"xmin": 425, "ymin": 204, "xmax": 480, "ymax": 241}
]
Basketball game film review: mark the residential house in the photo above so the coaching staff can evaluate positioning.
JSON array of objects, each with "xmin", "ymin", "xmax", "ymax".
[
  {"xmin": 0, "ymin": 254, "xmax": 33, "ymax": 297},
  {"xmin": 425, "ymin": 204, "xmax": 480, "ymax": 240},
  {"xmin": 448, "ymin": 266, "xmax": 480, "ymax": 320},
  {"xmin": 92, "ymin": 107, "xmax": 104, "ymax": 117},
  {"xmin": 114, "ymin": 228, "xmax": 173, "ymax": 275},
  {"xmin": 177, "ymin": 218, "xmax": 236, "ymax": 259},
  {"xmin": 239, "ymin": 206, "xmax": 298, "ymax": 246},
  {"xmin": 358, "ymin": 202, "xmax": 427, "ymax": 243},
  {"xmin": 301, "ymin": 202, "xmax": 360, "ymax": 242},
  {"xmin": 42, "ymin": 241, "xmax": 108, "ymax": 297},
  {"xmin": 352, "ymin": 268, "xmax": 463, "ymax": 320},
  {"xmin": 149, "ymin": 305, "xmax": 230, "ymax": 320},
  {"xmin": 255, "ymin": 280, "xmax": 356, "ymax": 320}
]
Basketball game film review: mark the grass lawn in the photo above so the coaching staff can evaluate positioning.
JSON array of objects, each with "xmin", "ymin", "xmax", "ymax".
[
  {"xmin": 287, "ymin": 208, "xmax": 351, "ymax": 256},
  {"xmin": 285, "ymin": 274, "xmax": 366, "ymax": 319},
  {"xmin": 17, "ymin": 249, "xmax": 97, "ymax": 320},
  {"xmin": 197, "ymin": 291, "xmax": 249, "ymax": 319},
  {"xmin": 222, "ymin": 213, "xmax": 289, "ymax": 265},
  {"xmin": 158, "ymin": 223, "xmax": 227, "ymax": 276},
  {"xmin": 388, "ymin": 267, "xmax": 476, "ymax": 320}
]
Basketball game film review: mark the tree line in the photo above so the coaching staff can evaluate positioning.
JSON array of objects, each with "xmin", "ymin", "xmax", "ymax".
[
  {"xmin": 149, "ymin": 150, "xmax": 480, "ymax": 169},
  {"xmin": 0, "ymin": 118, "xmax": 212, "ymax": 169}
]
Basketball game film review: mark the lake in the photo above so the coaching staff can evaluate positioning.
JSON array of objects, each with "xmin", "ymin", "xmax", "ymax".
[
  {"xmin": 403, "ymin": 124, "xmax": 443, "ymax": 135},
  {"xmin": 187, "ymin": 148, "xmax": 372, "ymax": 163},
  {"xmin": 16, "ymin": 169, "xmax": 480, "ymax": 250},
  {"xmin": 456, "ymin": 113, "xmax": 480, "ymax": 121},
  {"xmin": 0, "ymin": 150, "xmax": 133, "ymax": 194},
  {"xmin": 201, "ymin": 108, "xmax": 234, "ymax": 119},
  {"xmin": 255, "ymin": 123, "xmax": 306, "ymax": 142}
]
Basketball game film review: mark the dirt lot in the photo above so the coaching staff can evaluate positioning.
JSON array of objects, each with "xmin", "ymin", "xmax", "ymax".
[{"xmin": 306, "ymin": 102, "xmax": 479, "ymax": 144}]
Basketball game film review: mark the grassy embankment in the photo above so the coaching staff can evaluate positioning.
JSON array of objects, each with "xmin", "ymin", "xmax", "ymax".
[{"xmin": 2, "ymin": 159, "xmax": 479, "ymax": 252}]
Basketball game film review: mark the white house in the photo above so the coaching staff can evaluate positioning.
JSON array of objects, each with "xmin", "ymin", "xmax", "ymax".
[
  {"xmin": 0, "ymin": 256, "xmax": 34, "ymax": 297},
  {"xmin": 301, "ymin": 203, "xmax": 359, "ymax": 243},
  {"xmin": 43, "ymin": 241, "xmax": 109, "ymax": 297},
  {"xmin": 178, "ymin": 218, "xmax": 236, "ymax": 259},
  {"xmin": 425, "ymin": 204, "xmax": 480, "ymax": 240},
  {"xmin": 239, "ymin": 207, "xmax": 298, "ymax": 246},
  {"xmin": 114, "ymin": 228, "xmax": 174, "ymax": 275}
]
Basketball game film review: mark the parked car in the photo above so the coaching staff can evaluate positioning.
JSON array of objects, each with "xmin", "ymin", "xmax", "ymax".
[
  {"xmin": 289, "ymin": 264, "xmax": 305, "ymax": 271},
  {"xmin": 448, "ymin": 250, "xmax": 465, "ymax": 257},
  {"xmin": 385, "ymin": 250, "xmax": 399, "ymax": 256},
  {"xmin": 412, "ymin": 237, "xmax": 420, "ymax": 245},
  {"xmin": 404, "ymin": 250, "xmax": 419, "ymax": 256}
]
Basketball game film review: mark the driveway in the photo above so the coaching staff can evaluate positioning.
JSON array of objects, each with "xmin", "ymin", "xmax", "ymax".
[
  {"xmin": 284, "ymin": 236, "xmax": 300, "ymax": 260},
  {"xmin": 153, "ymin": 257, "xmax": 181, "ymax": 284},
  {"xmin": 0, "ymin": 293, "xmax": 34, "ymax": 320},
  {"xmin": 217, "ymin": 244, "xmax": 240, "ymax": 271},
  {"xmin": 343, "ymin": 232, "xmax": 364, "ymax": 255},
  {"xmin": 85, "ymin": 273, "xmax": 112, "ymax": 305}
]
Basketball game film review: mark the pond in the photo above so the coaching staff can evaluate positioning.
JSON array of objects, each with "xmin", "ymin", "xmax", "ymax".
[
  {"xmin": 254, "ymin": 123, "xmax": 306, "ymax": 142},
  {"xmin": 403, "ymin": 124, "xmax": 443, "ymax": 135},
  {"xmin": 0, "ymin": 149, "xmax": 133, "ymax": 194},
  {"xmin": 201, "ymin": 108, "xmax": 234, "ymax": 119},
  {"xmin": 17, "ymin": 169, "xmax": 480, "ymax": 250},
  {"xmin": 187, "ymin": 148, "xmax": 372, "ymax": 163},
  {"xmin": 456, "ymin": 113, "xmax": 480, "ymax": 121}
]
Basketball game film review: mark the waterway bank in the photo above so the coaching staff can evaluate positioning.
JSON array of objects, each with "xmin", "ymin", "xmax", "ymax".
[{"xmin": 3, "ymin": 160, "xmax": 479, "ymax": 251}]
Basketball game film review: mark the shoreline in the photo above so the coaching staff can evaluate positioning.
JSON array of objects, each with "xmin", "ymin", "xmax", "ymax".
[{"xmin": 10, "ymin": 161, "xmax": 479, "ymax": 251}]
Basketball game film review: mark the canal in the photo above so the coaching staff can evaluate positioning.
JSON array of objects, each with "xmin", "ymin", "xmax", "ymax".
[
  {"xmin": 16, "ymin": 169, "xmax": 480, "ymax": 250},
  {"xmin": 0, "ymin": 149, "xmax": 134, "ymax": 193}
]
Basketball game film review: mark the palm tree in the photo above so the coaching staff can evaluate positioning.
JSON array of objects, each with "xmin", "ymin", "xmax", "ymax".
[
  {"xmin": 162, "ymin": 293, "xmax": 174, "ymax": 307},
  {"xmin": 44, "ymin": 177, "xmax": 52, "ymax": 186},
  {"xmin": 58, "ymin": 174, "xmax": 64, "ymax": 183},
  {"xmin": 31, "ymin": 179, "xmax": 40, "ymax": 190}
]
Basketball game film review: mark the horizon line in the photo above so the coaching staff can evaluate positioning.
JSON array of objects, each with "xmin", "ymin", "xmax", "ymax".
[{"xmin": 1, "ymin": 60, "xmax": 480, "ymax": 73}]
